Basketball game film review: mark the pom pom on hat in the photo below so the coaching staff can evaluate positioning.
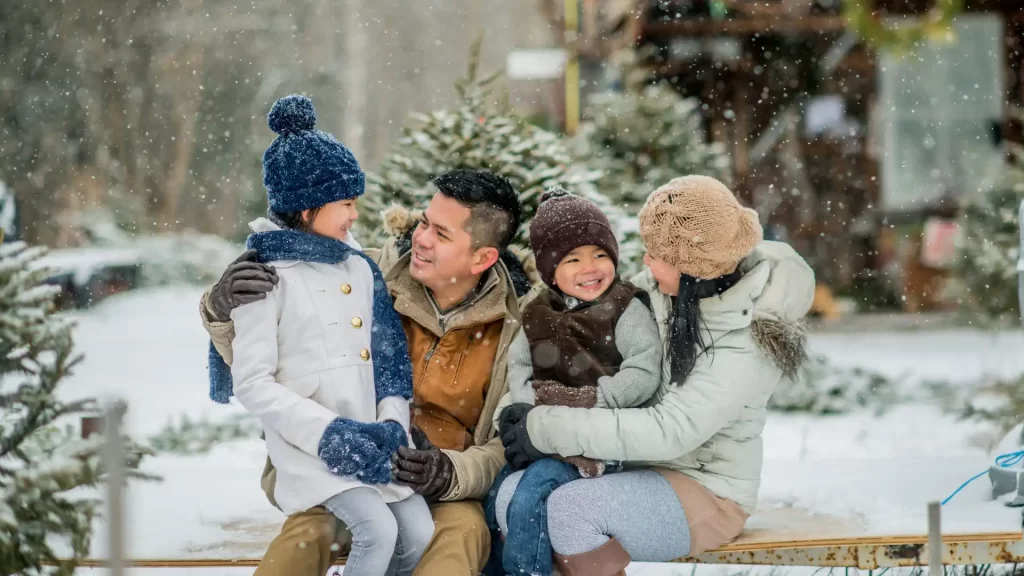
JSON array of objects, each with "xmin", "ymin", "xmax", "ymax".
[
  {"xmin": 262, "ymin": 95, "xmax": 364, "ymax": 213},
  {"xmin": 539, "ymin": 186, "xmax": 572, "ymax": 204},
  {"xmin": 268, "ymin": 95, "xmax": 317, "ymax": 135}
]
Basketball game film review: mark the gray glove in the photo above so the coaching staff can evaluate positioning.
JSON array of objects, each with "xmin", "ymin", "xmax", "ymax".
[{"xmin": 209, "ymin": 249, "xmax": 279, "ymax": 322}]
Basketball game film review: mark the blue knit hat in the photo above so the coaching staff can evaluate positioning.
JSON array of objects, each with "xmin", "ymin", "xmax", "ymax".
[{"xmin": 262, "ymin": 95, "xmax": 365, "ymax": 214}]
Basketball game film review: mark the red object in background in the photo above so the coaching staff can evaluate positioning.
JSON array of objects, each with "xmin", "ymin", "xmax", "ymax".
[
  {"xmin": 920, "ymin": 217, "xmax": 960, "ymax": 270},
  {"xmin": 81, "ymin": 416, "xmax": 104, "ymax": 439}
]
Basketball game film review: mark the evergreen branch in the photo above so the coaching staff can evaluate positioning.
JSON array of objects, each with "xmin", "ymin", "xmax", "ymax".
[{"xmin": 0, "ymin": 239, "xmax": 151, "ymax": 574}]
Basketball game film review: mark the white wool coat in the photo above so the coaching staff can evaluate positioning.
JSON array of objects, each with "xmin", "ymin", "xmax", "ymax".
[{"xmin": 229, "ymin": 218, "xmax": 414, "ymax": 515}]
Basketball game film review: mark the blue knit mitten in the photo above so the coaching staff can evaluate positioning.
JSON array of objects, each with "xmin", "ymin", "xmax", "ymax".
[
  {"xmin": 364, "ymin": 421, "xmax": 409, "ymax": 454},
  {"xmin": 349, "ymin": 421, "xmax": 406, "ymax": 485},
  {"xmin": 354, "ymin": 453, "xmax": 394, "ymax": 485},
  {"xmin": 317, "ymin": 417, "xmax": 384, "ymax": 477}
]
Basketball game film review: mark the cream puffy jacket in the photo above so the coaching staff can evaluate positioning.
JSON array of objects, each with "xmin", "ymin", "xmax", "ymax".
[{"xmin": 525, "ymin": 241, "xmax": 815, "ymax": 514}]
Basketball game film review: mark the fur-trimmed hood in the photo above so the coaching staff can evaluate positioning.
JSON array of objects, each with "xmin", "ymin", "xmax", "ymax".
[
  {"xmin": 735, "ymin": 241, "xmax": 815, "ymax": 378},
  {"xmin": 378, "ymin": 203, "xmax": 539, "ymax": 298}
]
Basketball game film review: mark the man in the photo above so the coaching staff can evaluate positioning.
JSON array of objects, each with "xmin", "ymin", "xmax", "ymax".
[{"xmin": 200, "ymin": 169, "xmax": 539, "ymax": 576}]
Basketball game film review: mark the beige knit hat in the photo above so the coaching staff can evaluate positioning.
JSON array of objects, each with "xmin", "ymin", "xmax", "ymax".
[{"xmin": 638, "ymin": 175, "xmax": 763, "ymax": 279}]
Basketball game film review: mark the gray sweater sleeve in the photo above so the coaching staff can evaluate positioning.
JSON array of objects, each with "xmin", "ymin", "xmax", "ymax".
[
  {"xmin": 506, "ymin": 327, "xmax": 536, "ymax": 405},
  {"xmin": 596, "ymin": 298, "xmax": 663, "ymax": 409}
]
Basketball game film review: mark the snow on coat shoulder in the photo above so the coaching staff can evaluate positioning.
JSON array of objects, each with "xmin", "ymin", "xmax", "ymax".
[{"xmin": 228, "ymin": 220, "xmax": 413, "ymax": 514}]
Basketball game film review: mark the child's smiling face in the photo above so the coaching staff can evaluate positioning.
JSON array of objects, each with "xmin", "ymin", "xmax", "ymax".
[
  {"xmin": 305, "ymin": 198, "xmax": 359, "ymax": 242},
  {"xmin": 552, "ymin": 245, "xmax": 616, "ymax": 302}
]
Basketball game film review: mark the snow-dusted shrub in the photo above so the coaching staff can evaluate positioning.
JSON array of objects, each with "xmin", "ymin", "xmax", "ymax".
[{"xmin": 769, "ymin": 355, "xmax": 899, "ymax": 415}]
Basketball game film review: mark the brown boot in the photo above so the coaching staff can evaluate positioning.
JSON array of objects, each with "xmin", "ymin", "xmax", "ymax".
[{"xmin": 553, "ymin": 538, "xmax": 631, "ymax": 576}]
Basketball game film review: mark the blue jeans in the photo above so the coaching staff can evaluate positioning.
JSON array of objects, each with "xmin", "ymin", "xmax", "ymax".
[
  {"xmin": 487, "ymin": 458, "xmax": 582, "ymax": 575},
  {"xmin": 483, "ymin": 464, "xmax": 514, "ymax": 576},
  {"xmin": 323, "ymin": 488, "xmax": 434, "ymax": 576}
]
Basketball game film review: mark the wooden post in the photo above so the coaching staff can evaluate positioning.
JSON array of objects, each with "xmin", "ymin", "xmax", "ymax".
[
  {"xmin": 105, "ymin": 401, "xmax": 127, "ymax": 576},
  {"xmin": 928, "ymin": 501, "xmax": 942, "ymax": 575},
  {"xmin": 81, "ymin": 416, "xmax": 104, "ymax": 439},
  {"xmin": 564, "ymin": 0, "xmax": 580, "ymax": 136}
]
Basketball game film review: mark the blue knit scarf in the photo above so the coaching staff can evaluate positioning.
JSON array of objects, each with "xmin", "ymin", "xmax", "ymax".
[{"xmin": 208, "ymin": 229, "xmax": 413, "ymax": 406}]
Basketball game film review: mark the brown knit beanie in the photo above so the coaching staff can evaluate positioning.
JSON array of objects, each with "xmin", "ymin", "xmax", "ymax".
[
  {"xmin": 638, "ymin": 175, "xmax": 762, "ymax": 279},
  {"xmin": 529, "ymin": 187, "xmax": 619, "ymax": 287}
]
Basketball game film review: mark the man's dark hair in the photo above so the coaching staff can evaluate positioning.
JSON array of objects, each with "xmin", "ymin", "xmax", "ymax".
[{"xmin": 431, "ymin": 169, "xmax": 522, "ymax": 250}]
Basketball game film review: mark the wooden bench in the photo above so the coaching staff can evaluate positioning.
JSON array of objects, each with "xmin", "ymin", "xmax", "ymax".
[{"xmin": 68, "ymin": 507, "xmax": 1024, "ymax": 571}]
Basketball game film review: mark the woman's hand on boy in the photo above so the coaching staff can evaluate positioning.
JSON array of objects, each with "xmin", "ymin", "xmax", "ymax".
[
  {"xmin": 497, "ymin": 403, "xmax": 533, "ymax": 441},
  {"xmin": 392, "ymin": 426, "xmax": 453, "ymax": 501},
  {"xmin": 209, "ymin": 249, "xmax": 279, "ymax": 322},
  {"xmin": 502, "ymin": 417, "xmax": 547, "ymax": 471},
  {"xmin": 533, "ymin": 381, "xmax": 597, "ymax": 408}
]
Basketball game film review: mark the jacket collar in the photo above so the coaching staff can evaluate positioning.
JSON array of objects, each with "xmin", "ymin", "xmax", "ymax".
[
  {"xmin": 380, "ymin": 204, "xmax": 537, "ymax": 299},
  {"xmin": 387, "ymin": 252, "xmax": 513, "ymax": 338}
]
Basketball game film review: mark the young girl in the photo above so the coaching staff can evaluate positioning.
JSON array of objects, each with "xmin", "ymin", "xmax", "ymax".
[
  {"xmin": 207, "ymin": 95, "xmax": 434, "ymax": 576},
  {"xmin": 485, "ymin": 188, "xmax": 663, "ymax": 576}
]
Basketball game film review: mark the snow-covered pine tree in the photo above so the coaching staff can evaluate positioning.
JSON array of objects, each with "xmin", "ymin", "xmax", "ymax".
[
  {"xmin": 572, "ymin": 50, "xmax": 731, "ymax": 216},
  {"xmin": 0, "ymin": 241, "xmax": 149, "ymax": 575},
  {"xmin": 359, "ymin": 36, "xmax": 603, "ymax": 246},
  {"xmin": 148, "ymin": 413, "xmax": 261, "ymax": 455},
  {"xmin": 949, "ymin": 129, "xmax": 1024, "ymax": 325}
]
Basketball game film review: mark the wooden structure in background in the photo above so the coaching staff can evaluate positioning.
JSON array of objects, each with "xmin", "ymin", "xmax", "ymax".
[{"xmin": 625, "ymin": 0, "xmax": 1024, "ymax": 313}]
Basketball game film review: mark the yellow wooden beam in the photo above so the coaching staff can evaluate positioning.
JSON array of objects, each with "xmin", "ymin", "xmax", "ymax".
[{"xmin": 564, "ymin": 0, "xmax": 580, "ymax": 135}]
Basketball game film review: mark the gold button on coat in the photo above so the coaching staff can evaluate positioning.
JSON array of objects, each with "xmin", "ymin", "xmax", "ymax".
[
  {"xmin": 360, "ymin": 349, "xmax": 370, "ymax": 361},
  {"xmin": 340, "ymin": 283, "xmax": 351, "ymax": 294},
  {"xmin": 351, "ymin": 317, "xmax": 363, "ymax": 328}
]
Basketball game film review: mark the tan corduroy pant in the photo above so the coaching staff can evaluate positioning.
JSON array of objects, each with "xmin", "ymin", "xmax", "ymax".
[{"xmin": 254, "ymin": 500, "xmax": 490, "ymax": 576}]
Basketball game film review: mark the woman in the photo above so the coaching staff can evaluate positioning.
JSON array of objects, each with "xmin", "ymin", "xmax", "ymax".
[{"xmin": 499, "ymin": 175, "xmax": 816, "ymax": 576}]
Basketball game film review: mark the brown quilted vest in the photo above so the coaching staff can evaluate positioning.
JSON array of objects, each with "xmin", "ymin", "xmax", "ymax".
[{"xmin": 522, "ymin": 280, "xmax": 640, "ymax": 389}]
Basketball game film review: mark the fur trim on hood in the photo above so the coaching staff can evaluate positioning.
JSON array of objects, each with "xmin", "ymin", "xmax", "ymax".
[
  {"xmin": 382, "ymin": 203, "xmax": 422, "ymax": 238},
  {"xmin": 378, "ymin": 203, "xmax": 538, "ymax": 298},
  {"xmin": 751, "ymin": 318, "xmax": 808, "ymax": 379},
  {"xmin": 500, "ymin": 251, "xmax": 536, "ymax": 299},
  {"xmin": 729, "ymin": 241, "xmax": 814, "ymax": 377}
]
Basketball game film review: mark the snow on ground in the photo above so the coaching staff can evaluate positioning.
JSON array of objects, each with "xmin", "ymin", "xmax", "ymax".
[
  {"xmin": 61, "ymin": 285, "xmax": 248, "ymax": 437},
  {"xmin": 811, "ymin": 328, "xmax": 1024, "ymax": 385},
  {"xmin": 59, "ymin": 287, "xmax": 1024, "ymax": 570},
  {"xmin": 760, "ymin": 404, "xmax": 1018, "ymax": 536}
]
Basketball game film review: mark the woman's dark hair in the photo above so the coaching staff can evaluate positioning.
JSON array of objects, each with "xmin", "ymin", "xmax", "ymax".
[
  {"xmin": 668, "ymin": 268, "xmax": 744, "ymax": 385},
  {"xmin": 268, "ymin": 207, "xmax": 322, "ymax": 232}
]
